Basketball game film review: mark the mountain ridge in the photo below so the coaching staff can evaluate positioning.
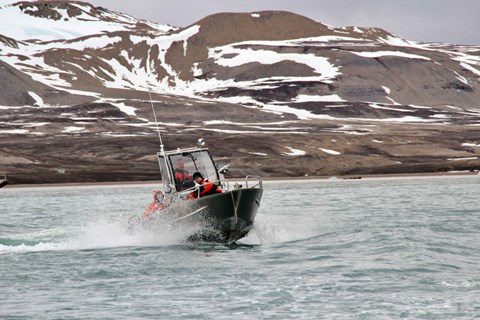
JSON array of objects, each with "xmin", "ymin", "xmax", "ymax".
[{"xmin": 1, "ymin": 1, "xmax": 479, "ymax": 183}]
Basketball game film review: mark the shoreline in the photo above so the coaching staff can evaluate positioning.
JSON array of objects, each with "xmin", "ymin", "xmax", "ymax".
[{"xmin": 3, "ymin": 170, "xmax": 478, "ymax": 189}]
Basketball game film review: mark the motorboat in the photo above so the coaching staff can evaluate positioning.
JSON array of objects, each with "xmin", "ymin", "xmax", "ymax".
[
  {"xmin": 0, "ymin": 175, "xmax": 7, "ymax": 188},
  {"xmin": 133, "ymin": 138, "xmax": 263, "ymax": 244}
]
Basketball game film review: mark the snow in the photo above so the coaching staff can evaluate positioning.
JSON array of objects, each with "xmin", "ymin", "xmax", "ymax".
[
  {"xmin": 204, "ymin": 120, "xmax": 298, "ymax": 126},
  {"xmin": 462, "ymin": 142, "xmax": 480, "ymax": 147},
  {"xmin": 210, "ymin": 36, "xmax": 369, "ymax": 50},
  {"xmin": 1, "ymin": 52, "xmax": 73, "ymax": 89},
  {"xmin": 318, "ymin": 147, "xmax": 341, "ymax": 155},
  {"xmin": 210, "ymin": 46, "xmax": 340, "ymax": 81},
  {"xmin": 447, "ymin": 157, "xmax": 478, "ymax": 161},
  {"xmin": 28, "ymin": 91, "xmax": 44, "ymax": 106},
  {"xmin": 453, "ymin": 71, "xmax": 469, "ymax": 85},
  {"xmin": 261, "ymin": 103, "xmax": 337, "ymax": 120},
  {"xmin": 294, "ymin": 94, "xmax": 344, "ymax": 102},
  {"xmin": 408, "ymin": 104, "xmax": 432, "ymax": 109},
  {"xmin": 430, "ymin": 114, "xmax": 450, "ymax": 119},
  {"xmin": 385, "ymin": 97, "xmax": 400, "ymax": 105},
  {"xmin": 186, "ymin": 127, "xmax": 298, "ymax": 134},
  {"xmin": 42, "ymin": 35, "xmax": 123, "ymax": 51},
  {"xmin": 249, "ymin": 152, "xmax": 267, "ymax": 156},
  {"xmin": 21, "ymin": 122, "xmax": 49, "ymax": 127},
  {"xmin": 218, "ymin": 95, "xmax": 447, "ymax": 124},
  {"xmin": 332, "ymin": 124, "xmax": 372, "ymax": 135},
  {"xmin": 283, "ymin": 147, "xmax": 306, "ymax": 156},
  {"xmin": 192, "ymin": 62, "xmax": 202, "ymax": 77},
  {"xmin": 0, "ymin": 106, "xmax": 23, "ymax": 110},
  {"xmin": 131, "ymin": 25, "xmax": 199, "ymax": 47},
  {"xmin": 101, "ymin": 133, "xmax": 145, "ymax": 137},
  {"xmin": 1, "ymin": 2, "xmax": 479, "ymax": 131},
  {"xmin": 352, "ymin": 27, "xmax": 364, "ymax": 34},
  {"xmin": 369, "ymin": 103, "xmax": 413, "ymax": 113},
  {"xmin": 70, "ymin": 117, "xmax": 96, "ymax": 121},
  {"xmin": 348, "ymin": 50, "xmax": 431, "ymax": 60},
  {"xmin": 62, "ymin": 126, "xmax": 86, "ymax": 133},
  {"xmin": 0, "ymin": 129, "xmax": 29, "ymax": 134},
  {"xmin": 0, "ymin": 2, "xmax": 171, "ymax": 41},
  {"xmin": 377, "ymin": 116, "xmax": 438, "ymax": 123},
  {"xmin": 379, "ymin": 35, "xmax": 415, "ymax": 48},
  {"xmin": 96, "ymin": 100, "xmax": 137, "ymax": 116},
  {"xmin": 460, "ymin": 62, "xmax": 480, "ymax": 77}
]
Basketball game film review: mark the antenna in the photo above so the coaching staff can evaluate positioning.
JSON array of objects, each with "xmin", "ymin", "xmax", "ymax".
[{"xmin": 148, "ymin": 91, "xmax": 164, "ymax": 154}]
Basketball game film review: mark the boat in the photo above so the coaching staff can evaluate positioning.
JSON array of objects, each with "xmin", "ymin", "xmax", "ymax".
[
  {"xmin": 0, "ymin": 175, "xmax": 7, "ymax": 188},
  {"xmin": 133, "ymin": 138, "xmax": 263, "ymax": 244}
]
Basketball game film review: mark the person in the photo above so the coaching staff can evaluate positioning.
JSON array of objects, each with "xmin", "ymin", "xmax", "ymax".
[
  {"xmin": 173, "ymin": 158, "xmax": 193, "ymax": 191},
  {"xmin": 185, "ymin": 172, "xmax": 222, "ymax": 200},
  {"xmin": 143, "ymin": 189, "xmax": 165, "ymax": 218}
]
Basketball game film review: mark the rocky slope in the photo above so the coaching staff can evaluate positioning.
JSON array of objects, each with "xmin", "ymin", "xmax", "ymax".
[{"xmin": 1, "ymin": 1, "xmax": 479, "ymax": 183}]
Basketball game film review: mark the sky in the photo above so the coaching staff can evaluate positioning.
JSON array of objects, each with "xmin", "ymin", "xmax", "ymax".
[{"xmin": 85, "ymin": 0, "xmax": 479, "ymax": 45}]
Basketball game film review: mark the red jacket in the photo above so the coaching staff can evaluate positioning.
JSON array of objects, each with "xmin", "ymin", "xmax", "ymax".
[
  {"xmin": 189, "ymin": 178, "xmax": 222, "ymax": 199},
  {"xmin": 174, "ymin": 169, "xmax": 192, "ymax": 190}
]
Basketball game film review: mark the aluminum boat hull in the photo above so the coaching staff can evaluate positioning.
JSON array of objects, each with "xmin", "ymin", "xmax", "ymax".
[{"xmin": 185, "ymin": 188, "xmax": 263, "ymax": 243}]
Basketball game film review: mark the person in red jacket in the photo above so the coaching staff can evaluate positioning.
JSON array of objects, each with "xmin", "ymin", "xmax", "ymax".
[
  {"xmin": 173, "ymin": 158, "xmax": 192, "ymax": 191},
  {"xmin": 143, "ymin": 189, "xmax": 165, "ymax": 218},
  {"xmin": 185, "ymin": 172, "xmax": 222, "ymax": 199}
]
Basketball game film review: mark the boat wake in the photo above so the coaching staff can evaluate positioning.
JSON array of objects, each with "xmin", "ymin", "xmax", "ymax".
[
  {"xmin": 0, "ymin": 208, "xmax": 322, "ymax": 254},
  {"xmin": 0, "ymin": 214, "xmax": 204, "ymax": 254}
]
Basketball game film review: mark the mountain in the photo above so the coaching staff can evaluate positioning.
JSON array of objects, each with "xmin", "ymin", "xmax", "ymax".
[{"xmin": 1, "ymin": 1, "xmax": 480, "ymax": 183}]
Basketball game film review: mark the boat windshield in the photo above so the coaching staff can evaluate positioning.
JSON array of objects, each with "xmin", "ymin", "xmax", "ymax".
[{"xmin": 168, "ymin": 150, "xmax": 219, "ymax": 192}]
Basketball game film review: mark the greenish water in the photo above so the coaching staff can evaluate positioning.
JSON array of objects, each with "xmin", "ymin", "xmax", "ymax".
[{"xmin": 1, "ymin": 176, "xmax": 479, "ymax": 319}]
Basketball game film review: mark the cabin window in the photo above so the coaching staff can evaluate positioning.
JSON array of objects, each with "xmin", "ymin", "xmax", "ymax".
[{"xmin": 168, "ymin": 150, "xmax": 219, "ymax": 192}]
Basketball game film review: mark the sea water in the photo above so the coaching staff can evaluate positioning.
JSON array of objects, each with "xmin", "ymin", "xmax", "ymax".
[{"xmin": 1, "ymin": 176, "xmax": 479, "ymax": 319}]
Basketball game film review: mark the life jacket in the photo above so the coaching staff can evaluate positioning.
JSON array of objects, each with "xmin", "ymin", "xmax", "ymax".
[
  {"xmin": 174, "ymin": 169, "xmax": 192, "ymax": 190},
  {"xmin": 143, "ymin": 201, "xmax": 164, "ymax": 218},
  {"xmin": 189, "ymin": 178, "xmax": 223, "ymax": 199}
]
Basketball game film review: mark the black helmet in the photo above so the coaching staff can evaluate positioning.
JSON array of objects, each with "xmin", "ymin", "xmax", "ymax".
[{"xmin": 192, "ymin": 172, "xmax": 203, "ymax": 179}]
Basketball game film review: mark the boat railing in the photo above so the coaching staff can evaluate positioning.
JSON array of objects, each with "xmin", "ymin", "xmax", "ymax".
[
  {"xmin": 168, "ymin": 176, "xmax": 260, "ymax": 199},
  {"xmin": 219, "ymin": 179, "xmax": 229, "ymax": 191},
  {"xmin": 245, "ymin": 175, "xmax": 262, "ymax": 189},
  {"xmin": 220, "ymin": 177, "xmax": 262, "ymax": 190}
]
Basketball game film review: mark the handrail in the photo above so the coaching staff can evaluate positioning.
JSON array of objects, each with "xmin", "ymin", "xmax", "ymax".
[
  {"xmin": 167, "ymin": 176, "xmax": 260, "ymax": 200},
  {"xmin": 245, "ymin": 175, "xmax": 262, "ymax": 189},
  {"xmin": 172, "ymin": 178, "xmax": 225, "ymax": 199},
  {"xmin": 219, "ymin": 179, "xmax": 229, "ymax": 191}
]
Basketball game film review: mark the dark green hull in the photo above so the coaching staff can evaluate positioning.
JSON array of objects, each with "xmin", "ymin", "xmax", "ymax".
[{"xmin": 188, "ymin": 188, "xmax": 263, "ymax": 243}]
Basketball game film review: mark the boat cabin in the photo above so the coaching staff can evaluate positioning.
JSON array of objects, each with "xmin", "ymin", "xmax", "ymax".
[{"xmin": 157, "ymin": 145, "xmax": 220, "ymax": 194}]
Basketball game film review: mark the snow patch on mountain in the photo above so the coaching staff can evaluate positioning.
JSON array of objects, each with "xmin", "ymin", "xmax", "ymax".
[
  {"xmin": 319, "ymin": 147, "xmax": 341, "ymax": 155},
  {"xmin": 283, "ymin": 147, "xmax": 306, "ymax": 156},
  {"xmin": 348, "ymin": 50, "xmax": 431, "ymax": 60},
  {"xmin": 28, "ymin": 91, "xmax": 44, "ymax": 106},
  {"xmin": 293, "ymin": 94, "xmax": 344, "ymax": 102},
  {"xmin": 0, "ymin": 1, "xmax": 173, "ymax": 41},
  {"xmin": 460, "ymin": 62, "xmax": 480, "ymax": 77},
  {"xmin": 100, "ymin": 100, "xmax": 137, "ymax": 116},
  {"xmin": 379, "ymin": 35, "xmax": 415, "ymax": 47},
  {"xmin": 210, "ymin": 45, "xmax": 340, "ymax": 81}
]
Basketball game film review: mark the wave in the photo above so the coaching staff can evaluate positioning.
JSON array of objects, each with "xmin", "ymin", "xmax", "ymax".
[
  {"xmin": 0, "ymin": 206, "xmax": 325, "ymax": 253},
  {"xmin": 239, "ymin": 214, "xmax": 323, "ymax": 245},
  {"xmin": 0, "ymin": 216, "xmax": 203, "ymax": 254}
]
